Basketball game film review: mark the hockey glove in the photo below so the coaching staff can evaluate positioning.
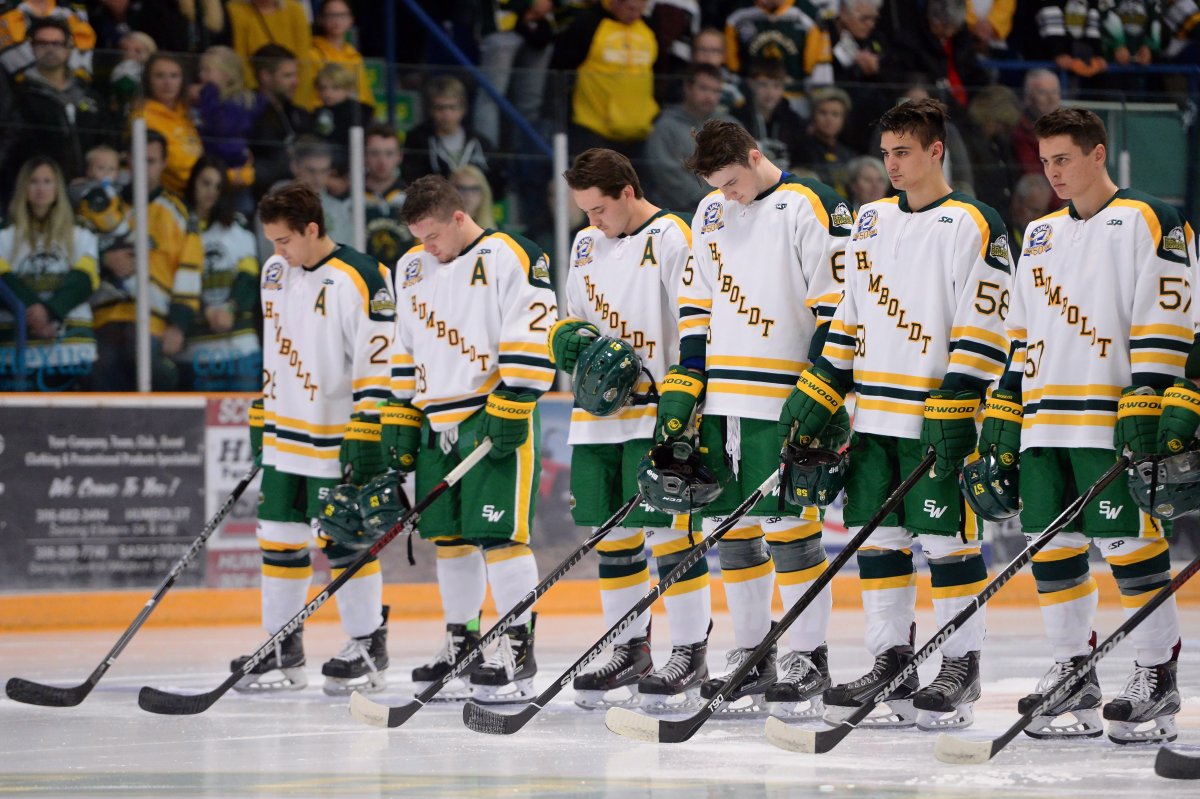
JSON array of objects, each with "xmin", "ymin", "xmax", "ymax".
[
  {"xmin": 978, "ymin": 389, "xmax": 1023, "ymax": 470},
  {"xmin": 380, "ymin": 398, "xmax": 423, "ymax": 473},
  {"xmin": 479, "ymin": 390, "xmax": 537, "ymax": 458},
  {"xmin": 654, "ymin": 365, "xmax": 706, "ymax": 443},
  {"xmin": 248, "ymin": 398, "xmax": 264, "ymax": 465},
  {"xmin": 547, "ymin": 317, "xmax": 600, "ymax": 373},
  {"xmin": 778, "ymin": 367, "xmax": 844, "ymax": 447},
  {"xmin": 316, "ymin": 483, "xmax": 371, "ymax": 551},
  {"xmin": 339, "ymin": 413, "xmax": 385, "ymax": 484},
  {"xmin": 920, "ymin": 390, "xmax": 981, "ymax": 480},
  {"xmin": 1114, "ymin": 385, "xmax": 1163, "ymax": 457},
  {"xmin": 1159, "ymin": 379, "xmax": 1200, "ymax": 455}
]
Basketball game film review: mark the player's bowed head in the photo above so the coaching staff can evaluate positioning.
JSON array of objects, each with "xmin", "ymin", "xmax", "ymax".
[
  {"xmin": 259, "ymin": 182, "xmax": 338, "ymax": 269},
  {"xmin": 684, "ymin": 119, "xmax": 783, "ymax": 206},
  {"xmin": 563, "ymin": 147, "xmax": 657, "ymax": 239},
  {"xmin": 400, "ymin": 174, "xmax": 485, "ymax": 264}
]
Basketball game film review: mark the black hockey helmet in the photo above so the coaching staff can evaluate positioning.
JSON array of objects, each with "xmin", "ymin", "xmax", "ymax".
[
  {"xmin": 1128, "ymin": 450, "xmax": 1200, "ymax": 521},
  {"xmin": 782, "ymin": 406, "xmax": 852, "ymax": 508},
  {"xmin": 959, "ymin": 450, "xmax": 1020, "ymax": 522},
  {"xmin": 636, "ymin": 442, "xmax": 724, "ymax": 515}
]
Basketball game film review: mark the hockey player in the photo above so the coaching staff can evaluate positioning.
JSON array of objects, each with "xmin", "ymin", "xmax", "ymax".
[
  {"xmin": 549, "ymin": 148, "xmax": 714, "ymax": 710},
  {"xmin": 657, "ymin": 119, "xmax": 852, "ymax": 715},
  {"xmin": 975, "ymin": 107, "xmax": 1188, "ymax": 743},
  {"xmin": 780, "ymin": 98, "xmax": 1012, "ymax": 730},
  {"xmin": 386, "ymin": 175, "xmax": 556, "ymax": 703},
  {"xmin": 241, "ymin": 182, "xmax": 395, "ymax": 695}
]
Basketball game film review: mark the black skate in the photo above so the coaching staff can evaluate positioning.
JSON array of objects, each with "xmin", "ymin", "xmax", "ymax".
[
  {"xmin": 638, "ymin": 629, "xmax": 710, "ymax": 714},
  {"xmin": 573, "ymin": 635, "xmax": 653, "ymax": 710},
  {"xmin": 700, "ymin": 633, "xmax": 776, "ymax": 716},
  {"xmin": 412, "ymin": 615, "xmax": 482, "ymax": 701},
  {"xmin": 470, "ymin": 613, "xmax": 537, "ymax": 704},
  {"xmin": 1018, "ymin": 655, "xmax": 1103, "ymax": 739},
  {"xmin": 321, "ymin": 606, "xmax": 390, "ymax": 696},
  {"xmin": 1103, "ymin": 658, "xmax": 1181, "ymax": 745},
  {"xmin": 822, "ymin": 645, "xmax": 919, "ymax": 728},
  {"xmin": 913, "ymin": 651, "xmax": 980, "ymax": 731},
  {"xmin": 231, "ymin": 626, "xmax": 306, "ymax": 692},
  {"xmin": 766, "ymin": 644, "xmax": 830, "ymax": 722}
]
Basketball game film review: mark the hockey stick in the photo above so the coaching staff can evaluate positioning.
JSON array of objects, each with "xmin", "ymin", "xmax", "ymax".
[
  {"xmin": 137, "ymin": 440, "xmax": 493, "ymax": 715},
  {"xmin": 936, "ymin": 548, "xmax": 1200, "ymax": 764},
  {"xmin": 766, "ymin": 455, "xmax": 1130, "ymax": 754},
  {"xmin": 1156, "ymin": 746, "xmax": 1200, "ymax": 780},
  {"xmin": 348, "ymin": 491, "xmax": 643, "ymax": 728},
  {"xmin": 461, "ymin": 466, "xmax": 784, "ymax": 735},
  {"xmin": 606, "ymin": 451, "xmax": 937, "ymax": 744},
  {"xmin": 5, "ymin": 463, "xmax": 261, "ymax": 707}
]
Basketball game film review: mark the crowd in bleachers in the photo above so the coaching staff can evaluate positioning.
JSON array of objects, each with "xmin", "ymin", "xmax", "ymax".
[{"xmin": 0, "ymin": 0, "xmax": 1197, "ymax": 391}]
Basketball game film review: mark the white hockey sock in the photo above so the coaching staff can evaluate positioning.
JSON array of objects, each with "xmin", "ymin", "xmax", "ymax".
[
  {"xmin": 485, "ymin": 544, "xmax": 539, "ymax": 626},
  {"xmin": 778, "ymin": 572, "xmax": 831, "ymax": 653},
  {"xmin": 262, "ymin": 571, "xmax": 311, "ymax": 634},
  {"xmin": 258, "ymin": 520, "xmax": 313, "ymax": 633},
  {"xmin": 436, "ymin": 542, "xmax": 487, "ymax": 626},
  {"xmin": 597, "ymin": 527, "xmax": 650, "ymax": 644},
  {"xmin": 333, "ymin": 561, "xmax": 384, "ymax": 638}
]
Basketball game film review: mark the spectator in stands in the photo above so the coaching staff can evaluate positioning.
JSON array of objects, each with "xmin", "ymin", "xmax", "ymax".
[
  {"xmin": 296, "ymin": 0, "xmax": 373, "ymax": 111},
  {"xmin": 886, "ymin": 0, "xmax": 990, "ymax": 110},
  {"xmin": 732, "ymin": 58, "xmax": 807, "ymax": 171},
  {"xmin": 474, "ymin": 0, "xmax": 555, "ymax": 148},
  {"xmin": 0, "ymin": 155, "xmax": 99, "ymax": 391},
  {"xmin": 1010, "ymin": 68, "xmax": 1061, "ymax": 176},
  {"xmin": 193, "ymin": 45, "xmax": 263, "ymax": 195},
  {"xmin": 402, "ymin": 75, "xmax": 505, "ymax": 198},
  {"xmin": 1102, "ymin": 2, "xmax": 1160, "ymax": 65},
  {"xmin": 551, "ymin": 0, "xmax": 659, "ymax": 158},
  {"xmin": 89, "ymin": 0, "xmax": 132, "ymax": 52},
  {"xmin": 1009, "ymin": 172, "xmax": 1053, "ymax": 248},
  {"xmin": 72, "ymin": 143, "xmax": 133, "ymax": 315},
  {"xmin": 91, "ymin": 131, "xmax": 202, "ymax": 391},
  {"xmin": 690, "ymin": 26, "xmax": 743, "ymax": 113},
  {"xmin": 256, "ymin": 136, "xmax": 351, "ymax": 257},
  {"xmin": 362, "ymin": 123, "xmax": 412, "ymax": 267},
  {"xmin": 130, "ymin": 0, "xmax": 228, "ymax": 55},
  {"xmin": 451, "ymin": 164, "xmax": 497, "ymax": 229},
  {"xmin": 311, "ymin": 62, "xmax": 374, "ymax": 152},
  {"xmin": 724, "ymin": 0, "xmax": 834, "ymax": 87},
  {"xmin": 1161, "ymin": 0, "xmax": 1200, "ymax": 63},
  {"xmin": 176, "ymin": 155, "xmax": 261, "ymax": 391},
  {"xmin": 644, "ymin": 62, "xmax": 738, "ymax": 209},
  {"xmin": 1019, "ymin": 0, "xmax": 1107, "ymax": 79},
  {"xmin": 966, "ymin": 0, "xmax": 1016, "ymax": 55},
  {"xmin": 137, "ymin": 52, "xmax": 203, "ymax": 197},
  {"xmin": 0, "ymin": 0, "xmax": 95, "ymax": 82},
  {"xmin": 9, "ymin": 18, "xmax": 110, "ymax": 185},
  {"xmin": 795, "ymin": 86, "xmax": 856, "ymax": 198},
  {"xmin": 831, "ymin": 0, "xmax": 891, "ymax": 152},
  {"xmin": 650, "ymin": 0, "xmax": 701, "ymax": 80},
  {"xmin": 227, "ymin": 0, "xmax": 312, "ymax": 88},
  {"xmin": 106, "ymin": 30, "xmax": 154, "ymax": 119},
  {"xmin": 965, "ymin": 84, "xmax": 1020, "ymax": 228},
  {"xmin": 248, "ymin": 44, "xmax": 311, "ymax": 200},
  {"xmin": 845, "ymin": 154, "xmax": 888, "ymax": 211}
]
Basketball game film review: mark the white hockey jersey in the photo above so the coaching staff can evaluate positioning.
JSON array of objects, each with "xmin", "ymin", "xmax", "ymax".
[
  {"xmin": 391, "ymin": 230, "xmax": 557, "ymax": 430},
  {"xmin": 680, "ymin": 175, "xmax": 852, "ymax": 421},
  {"xmin": 1004, "ymin": 189, "xmax": 1193, "ymax": 450},
  {"xmin": 819, "ymin": 192, "xmax": 1013, "ymax": 439},
  {"xmin": 565, "ymin": 210, "xmax": 692, "ymax": 444},
  {"xmin": 260, "ymin": 246, "xmax": 395, "ymax": 478}
]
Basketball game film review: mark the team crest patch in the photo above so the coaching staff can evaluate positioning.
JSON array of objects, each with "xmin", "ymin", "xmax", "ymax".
[
  {"xmin": 989, "ymin": 234, "xmax": 1011, "ymax": 267},
  {"xmin": 532, "ymin": 255, "xmax": 551, "ymax": 282},
  {"xmin": 853, "ymin": 209, "xmax": 879, "ymax": 241},
  {"xmin": 831, "ymin": 202, "xmax": 854, "ymax": 229},
  {"xmin": 574, "ymin": 235, "xmax": 594, "ymax": 268},
  {"xmin": 369, "ymin": 287, "xmax": 395, "ymax": 317},
  {"xmin": 701, "ymin": 201, "xmax": 724, "ymax": 234},
  {"xmin": 1022, "ymin": 223, "xmax": 1053, "ymax": 256},
  {"xmin": 402, "ymin": 258, "xmax": 423, "ymax": 288},
  {"xmin": 1163, "ymin": 226, "xmax": 1188, "ymax": 254},
  {"xmin": 262, "ymin": 260, "xmax": 284, "ymax": 291}
]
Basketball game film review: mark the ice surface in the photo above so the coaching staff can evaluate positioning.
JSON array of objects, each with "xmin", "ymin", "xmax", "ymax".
[{"xmin": 1, "ymin": 607, "xmax": 1197, "ymax": 797}]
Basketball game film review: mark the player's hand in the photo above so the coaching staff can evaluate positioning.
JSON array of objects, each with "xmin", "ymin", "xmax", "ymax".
[
  {"xmin": 654, "ymin": 365, "xmax": 706, "ymax": 443},
  {"xmin": 340, "ymin": 413, "xmax": 385, "ymax": 484},
  {"xmin": 248, "ymin": 398, "xmax": 264, "ymax": 466},
  {"xmin": 978, "ymin": 389, "xmax": 1022, "ymax": 470},
  {"xmin": 548, "ymin": 318, "xmax": 600, "ymax": 373},
  {"xmin": 1114, "ymin": 385, "xmax": 1163, "ymax": 457},
  {"xmin": 920, "ymin": 389, "xmax": 980, "ymax": 480},
  {"xmin": 1158, "ymin": 380, "xmax": 1200, "ymax": 455},
  {"xmin": 479, "ymin": 390, "xmax": 536, "ymax": 458},
  {"xmin": 778, "ymin": 367, "xmax": 843, "ymax": 447},
  {"xmin": 380, "ymin": 397, "xmax": 422, "ymax": 473}
]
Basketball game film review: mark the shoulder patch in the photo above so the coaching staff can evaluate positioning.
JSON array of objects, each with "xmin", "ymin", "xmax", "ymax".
[{"xmin": 699, "ymin": 199, "xmax": 724, "ymax": 234}]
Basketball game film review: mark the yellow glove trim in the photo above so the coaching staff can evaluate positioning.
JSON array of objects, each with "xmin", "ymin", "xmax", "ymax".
[
  {"xmin": 344, "ymin": 419, "xmax": 383, "ymax": 442},
  {"xmin": 924, "ymin": 397, "xmax": 980, "ymax": 419},
  {"xmin": 380, "ymin": 403, "xmax": 423, "ymax": 428},
  {"xmin": 984, "ymin": 397, "xmax": 1023, "ymax": 422},
  {"xmin": 486, "ymin": 394, "xmax": 536, "ymax": 419},
  {"xmin": 547, "ymin": 317, "xmax": 594, "ymax": 365},
  {"xmin": 1163, "ymin": 384, "xmax": 1200, "ymax": 411},
  {"xmin": 248, "ymin": 404, "xmax": 265, "ymax": 429},
  {"xmin": 795, "ymin": 369, "xmax": 843, "ymax": 414},
  {"xmin": 660, "ymin": 370, "xmax": 705, "ymax": 399},
  {"xmin": 1116, "ymin": 394, "xmax": 1164, "ymax": 418}
]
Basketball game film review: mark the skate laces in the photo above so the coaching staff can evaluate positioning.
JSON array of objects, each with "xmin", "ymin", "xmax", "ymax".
[
  {"xmin": 847, "ymin": 651, "xmax": 894, "ymax": 689},
  {"xmin": 335, "ymin": 637, "xmax": 379, "ymax": 674},
  {"xmin": 778, "ymin": 651, "xmax": 817, "ymax": 683},
  {"xmin": 721, "ymin": 646, "xmax": 752, "ymax": 675},
  {"xmin": 590, "ymin": 643, "xmax": 632, "ymax": 677},
  {"xmin": 657, "ymin": 645, "xmax": 694, "ymax": 682},
  {"xmin": 1113, "ymin": 665, "xmax": 1156, "ymax": 704},
  {"xmin": 925, "ymin": 655, "xmax": 970, "ymax": 695},
  {"xmin": 481, "ymin": 634, "xmax": 517, "ymax": 680},
  {"xmin": 433, "ymin": 629, "xmax": 463, "ymax": 666},
  {"xmin": 1034, "ymin": 660, "xmax": 1076, "ymax": 693}
]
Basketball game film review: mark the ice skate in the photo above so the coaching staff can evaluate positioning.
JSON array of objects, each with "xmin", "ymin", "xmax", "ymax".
[
  {"xmin": 913, "ymin": 651, "xmax": 980, "ymax": 730},
  {"xmin": 573, "ymin": 635, "xmax": 652, "ymax": 710},
  {"xmin": 1018, "ymin": 656, "xmax": 1104, "ymax": 739},
  {"xmin": 822, "ymin": 645, "xmax": 918, "ymax": 728},
  {"xmin": 766, "ymin": 644, "xmax": 830, "ymax": 722},
  {"xmin": 412, "ymin": 616, "xmax": 482, "ymax": 701},
  {"xmin": 471, "ymin": 613, "xmax": 537, "ymax": 704},
  {"xmin": 231, "ymin": 626, "xmax": 307, "ymax": 693},
  {"xmin": 321, "ymin": 607, "xmax": 390, "ymax": 696},
  {"xmin": 1103, "ymin": 659, "xmax": 1180, "ymax": 744},
  {"xmin": 638, "ymin": 634, "xmax": 710, "ymax": 714},
  {"xmin": 700, "ymin": 637, "xmax": 776, "ymax": 716}
]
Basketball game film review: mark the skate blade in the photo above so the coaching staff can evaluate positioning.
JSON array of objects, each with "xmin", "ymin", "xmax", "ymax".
[
  {"xmin": 232, "ymin": 667, "xmax": 307, "ymax": 693},
  {"xmin": 574, "ymin": 686, "xmax": 642, "ymax": 711},
  {"xmin": 768, "ymin": 695, "xmax": 826, "ymax": 722},
  {"xmin": 710, "ymin": 692, "xmax": 768, "ymax": 718},
  {"xmin": 470, "ymin": 678, "xmax": 536, "ymax": 705},
  {"xmin": 639, "ymin": 686, "xmax": 702, "ymax": 715},
  {"xmin": 322, "ymin": 670, "xmax": 387, "ymax": 697},
  {"xmin": 1105, "ymin": 715, "xmax": 1179, "ymax": 745},
  {"xmin": 916, "ymin": 703, "xmax": 974, "ymax": 731},
  {"xmin": 414, "ymin": 678, "xmax": 473, "ymax": 702},
  {"xmin": 1021, "ymin": 708, "xmax": 1104, "ymax": 739},
  {"xmin": 824, "ymin": 698, "xmax": 915, "ymax": 728}
]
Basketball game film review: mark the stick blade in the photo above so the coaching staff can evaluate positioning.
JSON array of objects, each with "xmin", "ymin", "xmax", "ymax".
[
  {"xmin": 137, "ymin": 685, "xmax": 219, "ymax": 715},
  {"xmin": 462, "ymin": 700, "xmax": 535, "ymax": 735},
  {"xmin": 5, "ymin": 677, "xmax": 91, "ymax": 707},
  {"xmin": 348, "ymin": 690, "xmax": 398, "ymax": 728},
  {"xmin": 762, "ymin": 716, "xmax": 837, "ymax": 754},
  {"xmin": 1156, "ymin": 746, "xmax": 1200, "ymax": 780},
  {"xmin": 933, "ymin": 732, "xmax": 997, "ymax": 765},
  {"xmin": 604, "ymin": 706, "xmax": 663, "ymax": 743}
]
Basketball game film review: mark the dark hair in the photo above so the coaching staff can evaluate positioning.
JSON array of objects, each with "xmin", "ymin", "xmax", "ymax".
[
  {"xmin": 142, "ymin": 52, "xmax": 187, "ymax": 105},
  {"xmin": 185, "ymin": 155, "xmax": 235, "ymax": 227},
  {"xmin": 252, "ymin": 43, "xmax": 297, "ymax": 78},
  {"xmin": 878, "ymin": 97, "xmax": 948, "ymax": 153},
  {"xmin": 146, "ymin": 129, "xmax": 168, "ymax": 158},
  {"xmin": 28, "ymin": 16, "xmax": 71, "ymax": 44},
  {"xmin": 365, "ymin": 122, "xmax": 400, "ymax": 144},
  {"xmin": 1033, "ymin": 107, "xmax": 1107, "ymax": 153},
  {"xmin": 685, "ymin": 62, "xmax": 724, "ymax": 85},
  {"xmin": 400, "ymin": 175, "xmax": 464, "ymax": 226},
  {"xmin": 743, "ymin": 58, "xmax": 787, "ymax": 82},
  {"xmin": 563, "ymin": 148, "xmax": 644, "ymax": 200},
  {"xmin": 259, "ymin": 182, "xmax": 326, "ymax": 237},
  {"xmin": 684, "ymin": 119, "xmax": 758, "ymax": 177},
  {"xmin": 291, "ymin": 135, "xmax": 331, "ymax": 164}
]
